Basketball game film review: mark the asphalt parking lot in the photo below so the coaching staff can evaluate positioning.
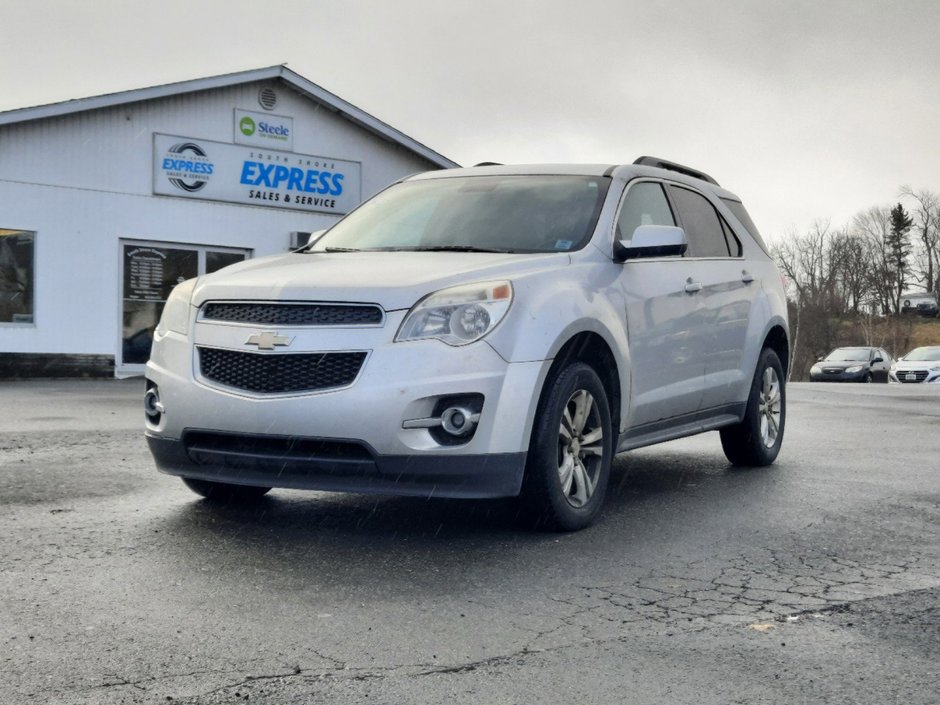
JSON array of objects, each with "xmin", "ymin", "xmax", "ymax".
[{"xmin": 1, "ymin": 379, "xmax": 938, "ymax": 704}]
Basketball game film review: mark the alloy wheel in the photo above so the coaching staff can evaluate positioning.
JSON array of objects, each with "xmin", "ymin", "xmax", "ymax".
[
  {"xmin": 557, "ymin": 389, "xmax": 604, "ymax": 508},
  {"xmin": 758, "ymin": 367, "xmax": 782, "ymax": 448}
]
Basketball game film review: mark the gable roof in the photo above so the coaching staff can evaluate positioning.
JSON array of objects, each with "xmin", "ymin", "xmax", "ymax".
[{"xmin": 0, "ymin": 65, "xmax": 459, "ymax": 169}]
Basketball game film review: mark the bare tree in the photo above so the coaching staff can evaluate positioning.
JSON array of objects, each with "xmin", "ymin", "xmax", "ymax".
[
  {"xmin": 830, "ymin": 228, "xmax": 873, "ymax": 314},
  {"xmin": 772, "ymin": 221, "xmax": 845, "ymax": 380},
  {"xmin": 851, "ymin": 207, "xmax": 894, "ymax": 314},
  {"xmin": 899, "ymin": 185, "xmax": 940, "ymax": 297}
]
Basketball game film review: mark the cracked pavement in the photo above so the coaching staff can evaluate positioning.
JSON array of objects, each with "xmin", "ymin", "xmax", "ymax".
[{"xmin": 1, "ymin": 380, "xmax": 938, "ymax": 704}]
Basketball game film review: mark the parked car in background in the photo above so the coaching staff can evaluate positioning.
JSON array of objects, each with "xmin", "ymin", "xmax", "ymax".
[
  {"xmin": 901, "ymin": 293, "xmax": 939, "ymax": 317},
  {"xmin": 889, "ymin": 346, "xmax": 940, "ymax": 384},
  {"xmin": 810, "ymin": 347, "xmax": 892, "ymax": 383}
]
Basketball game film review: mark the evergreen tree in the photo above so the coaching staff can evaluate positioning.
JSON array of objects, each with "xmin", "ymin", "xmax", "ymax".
[{"xmin": 887, "ymin": 202, "xmax": 913, "ymax": 313}]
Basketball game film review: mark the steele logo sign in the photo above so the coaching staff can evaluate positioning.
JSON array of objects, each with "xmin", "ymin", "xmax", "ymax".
[
  {"xmin": 234, "ymin": 109, "xmax": 293, "ymax": 149},
  {"xmin": 239, "ymin": 116, "xmax": 256, "ymax": 137}
]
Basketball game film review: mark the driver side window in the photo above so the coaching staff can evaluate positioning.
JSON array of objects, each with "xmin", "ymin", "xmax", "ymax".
[{"xmin": 616, "ymin": 181, "xmax": 675, "ymax": 243}]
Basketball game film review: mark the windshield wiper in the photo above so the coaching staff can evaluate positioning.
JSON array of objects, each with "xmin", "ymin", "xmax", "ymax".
[
  {"xmin": 407, "ymin": 245, "xmax": 515, "ymax": 253},
  {"xmin": 312, "ymin": 245, "xmax": 516, "ymax": 254}
]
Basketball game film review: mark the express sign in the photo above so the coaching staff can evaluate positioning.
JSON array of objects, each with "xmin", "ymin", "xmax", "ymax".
[{"xmin": 153, "ymin": 134, "xmax": 361, "ymax": 215}]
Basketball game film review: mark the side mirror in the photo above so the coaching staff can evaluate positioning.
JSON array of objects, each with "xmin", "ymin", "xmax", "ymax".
[
  {"xmin": 613, "ymin": 225, "xmax": 688, "ymax": 262},
  {"xmin": 872, "ymin": 357, "xmax": 883, "ymax": 364}
]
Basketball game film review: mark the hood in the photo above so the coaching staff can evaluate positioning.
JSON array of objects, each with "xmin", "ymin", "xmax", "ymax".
[
  {"xmin": 894, "ymin": 359, "xmax": 940, "ymax": 370},
  {"xmin": 191, "ymin": 250, "xmax": 570, "ymax": 311}
]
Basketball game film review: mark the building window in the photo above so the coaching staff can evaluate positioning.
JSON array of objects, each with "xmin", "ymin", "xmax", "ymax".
[
  {"xmin": 120, "ymin": 241, "xmax": 249, "ymax": 367},
  {"xmin": 0, "ymin": 229, "xmax": 34, "ymax": 324}
]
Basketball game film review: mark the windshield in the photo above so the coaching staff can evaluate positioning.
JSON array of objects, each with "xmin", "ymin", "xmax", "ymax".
[
  {"xmin": 825, "ymin": 348, "xmax": 871, "ymax": 361},
  {"xmin": 309, "ymin": 175, "xmax": 610, "ymax": 254},
  {"xmin": 902, "ymin": 347, "xmax": 940, "ymax": 361}
]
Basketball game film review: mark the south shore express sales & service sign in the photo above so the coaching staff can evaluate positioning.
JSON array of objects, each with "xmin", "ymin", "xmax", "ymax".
[{"xmin": 152, "ymin": 134, "xmax": 361, "ymax": 215}]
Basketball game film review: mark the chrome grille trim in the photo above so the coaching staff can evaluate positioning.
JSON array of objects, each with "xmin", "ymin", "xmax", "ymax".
[
  {"xmin": 200, "ymin": 301, "xmax": 385, "ymax": 327},
  {"xmin": 898, "ymin": 370, "xmax": 929, "ymax": 383}
]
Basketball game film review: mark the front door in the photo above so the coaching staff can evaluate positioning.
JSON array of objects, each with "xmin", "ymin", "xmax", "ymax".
[{"xmin": 616, "ymin": 180, "xmax": 705, "ymax": 427}]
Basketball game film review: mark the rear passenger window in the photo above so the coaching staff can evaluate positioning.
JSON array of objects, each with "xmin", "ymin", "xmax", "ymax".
[
  {"xmin": 668, "ymin": 185, "xmax": 730, "ymax": 258},
  {"xmin": 616, "ymin": 181, "xmax": 675, "ymax": 242}
]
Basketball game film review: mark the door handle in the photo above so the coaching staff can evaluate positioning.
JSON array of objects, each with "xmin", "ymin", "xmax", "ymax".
[
  {"xmin": 684, "ymin": 278, "xmax": 702, "ymax": 294},
  {"xmin": 741, "ymin": 270, "xmax": 755, "ymax": 284}
]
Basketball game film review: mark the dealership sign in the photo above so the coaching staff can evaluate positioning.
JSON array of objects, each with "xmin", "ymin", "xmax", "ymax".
[
  {"xmin": 153, "ymin": 134, "xmax": 361, "ymax": 215},
  {"xmin": 234, "ymin": 109, "xmax": 294, "ymax": 150}
]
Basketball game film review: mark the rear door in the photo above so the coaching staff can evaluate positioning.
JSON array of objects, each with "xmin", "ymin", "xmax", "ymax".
[{"xmin": 666, "ymin": 184, "xmax": 758, "ymax": 413}]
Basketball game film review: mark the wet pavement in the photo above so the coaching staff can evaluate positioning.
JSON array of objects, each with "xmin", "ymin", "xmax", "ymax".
[{"xmin": 1, "ymin": 379, "xmax": 938, "ymax": 704}]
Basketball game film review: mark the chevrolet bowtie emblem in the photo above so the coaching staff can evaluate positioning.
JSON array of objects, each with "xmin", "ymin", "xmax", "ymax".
[{"xmin": 245, "ymin": 331, "xmax": 294, "ymax": 350}]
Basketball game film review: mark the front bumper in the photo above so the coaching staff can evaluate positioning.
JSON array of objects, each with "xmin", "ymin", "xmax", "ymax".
[
  {"xmin": 888, "ymin": 368, "xmax": 940, "ymax": 384},
  {"xmin": 147, "ymin": 433, "xmax": 526, "ymax": 498},
  {"xmin": 144, "ymin": 309, "xmax": 547, "ymax": 498},
  {"xmin": 809, "ymin": 369, "xmax": 870, "ymax": 382}
]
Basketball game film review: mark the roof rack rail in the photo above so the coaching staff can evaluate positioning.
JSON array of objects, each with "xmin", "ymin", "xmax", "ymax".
[
  {"xmin": 473, "ymin": 161, "xmax": 503, "ymax": 167},
  {"xmin": 633, "ymin": 156, "xmax": 719, "ymax": 186}
]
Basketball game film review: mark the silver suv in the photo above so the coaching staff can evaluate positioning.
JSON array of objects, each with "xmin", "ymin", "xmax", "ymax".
[{"xmin": 145, "ymin": 157, "xmax": 789, "ymax": 530}]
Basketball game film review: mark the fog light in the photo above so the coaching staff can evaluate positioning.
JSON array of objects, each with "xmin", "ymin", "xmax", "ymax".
[
  {"xmin": 441, "ymin": 406, "xmax": 477, "ymax": 436},
  {"xmin": 144, "ymin": 385, "xmax": 164, "ymax": 421}
]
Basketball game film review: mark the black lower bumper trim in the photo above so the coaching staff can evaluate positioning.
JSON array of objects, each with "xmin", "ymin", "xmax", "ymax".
[{"xmin": 146, "ymin": 433, "xmax": 526, "ymax": 499}]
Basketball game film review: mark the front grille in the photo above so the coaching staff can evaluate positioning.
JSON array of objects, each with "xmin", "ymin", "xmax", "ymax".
[
  {"xmin": 201, "ymin": 302, "xmax": 383, "ymax": 326},
  {"xmin": 823, "ymin": 368, "xmax": 843, "ymax": 374},
  {"xmin": 898, "ymin": 370, "xmax": 929, "ymax": 383},
  {"xmin": 198, "ymin": 347, "xmax": 366, "ymax": 393}
]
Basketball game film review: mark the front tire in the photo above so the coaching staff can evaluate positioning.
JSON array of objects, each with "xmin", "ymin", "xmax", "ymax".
[
  {"xmin": 519, "ymin": 362, "xmax": 613, "ymax": 531},
  {"xmin": 182, "ymin": 477, "xmax": 271, "ymax": 503},
  {"xmin": 720, "ymin": 348, "xmax": 785, "ymax": 466}
]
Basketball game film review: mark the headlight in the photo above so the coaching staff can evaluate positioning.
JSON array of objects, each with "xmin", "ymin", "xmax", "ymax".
[
  {"xmin": 810, "ymin": 365, "xmax": 821, "ymax": 374},
  {"xmin": 155, "ymin": 278, "xmax": 197, "ymax": 336},
  {"xmin": 396, "ymin": 281, "xmax": 513, "ymax": 346},
  {"xmin": 845, "ymin": 365, "xmax": 864, "ymax": 373}
]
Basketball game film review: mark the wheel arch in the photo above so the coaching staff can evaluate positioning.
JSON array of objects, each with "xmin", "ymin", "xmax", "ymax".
[
  {"xmin": 762, "ymin": 323, "xmax": 790, "ymax": 377},
  {"xmin": 535, "ymin": 331, "xmax": 623, "ymax": 440}
]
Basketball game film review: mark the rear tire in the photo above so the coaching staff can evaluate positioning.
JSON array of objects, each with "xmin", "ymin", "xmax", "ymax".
[
  {"xmin": 720, "ymin": 348, "xmax": 785, "ymax": 466},
  {"xmin": 182, "ymin": 477, "xmax": 271, "ymax": 503},
  {"xmin": 518, "ymin": 362, "xmax": 613, "ymax": 531}
]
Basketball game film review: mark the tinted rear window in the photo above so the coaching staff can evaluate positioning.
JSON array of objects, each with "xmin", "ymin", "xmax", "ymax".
[{"xmin": 720, "ymin": 198, "xmax": 770, "ymax": 254}]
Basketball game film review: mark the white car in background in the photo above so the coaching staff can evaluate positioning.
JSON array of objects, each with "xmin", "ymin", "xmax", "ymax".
[
  {"xmin": 144, "ymin": 157, "xmax": 789, "ymax": 531},
  {"xmin": 889, "ymin": 346, "xmax": 940, "ymax": 384}
]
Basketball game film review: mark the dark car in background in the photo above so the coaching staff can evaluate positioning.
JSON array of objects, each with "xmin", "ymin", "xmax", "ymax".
[
  {"xmin": 901, "ymin": 293, "xmax": 939, "ymax": 317},
  {"xmin": 810, "ymin": 347, "xmax": 893, "ymax": 383}
]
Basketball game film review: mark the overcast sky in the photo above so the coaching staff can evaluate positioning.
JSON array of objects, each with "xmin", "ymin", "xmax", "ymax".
[{"xmin": 2, "ymin": 0, "xmax": 938, "ymax": 242}]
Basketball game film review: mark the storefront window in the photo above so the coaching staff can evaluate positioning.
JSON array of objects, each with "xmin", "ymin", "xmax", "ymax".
[
  {"xmin": 206, "ymin": 250, "xmax": 246, "ymax": 274},
  {"xmin": 122, "ymin": 245, "xmax": 198, "ymax": 364},
  {"xmin": 120, "ymin": 242, "xmax": 250, "ymax": 367},
  {"xmin": 0, "ymin": 229, "xmax": 35, "ymax": 324}
]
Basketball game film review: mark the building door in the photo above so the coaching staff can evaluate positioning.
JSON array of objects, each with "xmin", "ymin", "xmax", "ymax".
[{"xmin": 119, "ymin": 240, "xmax": 250, "ymax": 375}]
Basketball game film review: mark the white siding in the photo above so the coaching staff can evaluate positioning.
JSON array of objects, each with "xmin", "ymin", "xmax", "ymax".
[{"xmin": 0, "ymin": 79, "xmax": 446, "ymax": 364}]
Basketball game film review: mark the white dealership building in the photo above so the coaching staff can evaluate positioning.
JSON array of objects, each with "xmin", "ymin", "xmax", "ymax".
[{"xmin": 0, "ymin": 65, "xmax": 457, "ymax": 377}]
